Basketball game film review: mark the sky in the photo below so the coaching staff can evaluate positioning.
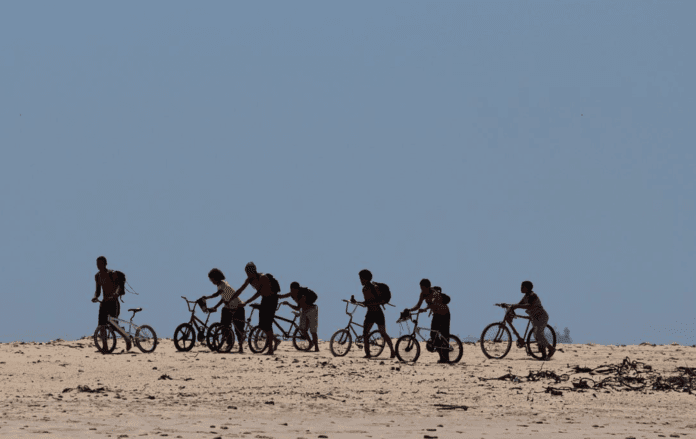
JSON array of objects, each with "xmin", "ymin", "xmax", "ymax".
[{"xmin": 1, "ymin": 1, "xmax": 694, "ymax": 347}]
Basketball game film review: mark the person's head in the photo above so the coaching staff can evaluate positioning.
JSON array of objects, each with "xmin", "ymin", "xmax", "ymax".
[
  {"xmin": 245, "ymin": 262, "xmax": 258, "ymax": 279},
  {"xmin": 96, "ymin": 256, "xmax": 107, "ymax": 270},
  {"xmin": 419, "ymin": 278, "xmax": 431, "ymax": 294},
  {"xmin": 208, "ymin": 268, "xmax": 225, "ymax": 285},
  {"xmin": 521, "ymin": 280, "xmax": 533, "ymax": 294},
  {"xmin": 358, "ymin": 269, "xmax": 372, "ymax": 286},
  {"xmin": 290, "ymin": 281, "xmax": 300, "ymax": 299}
]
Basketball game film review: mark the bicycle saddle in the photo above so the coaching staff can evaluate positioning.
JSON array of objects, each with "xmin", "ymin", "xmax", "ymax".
[{"xmin": 128, "ymin": 308, "xmax": 142, "ymax": 313}]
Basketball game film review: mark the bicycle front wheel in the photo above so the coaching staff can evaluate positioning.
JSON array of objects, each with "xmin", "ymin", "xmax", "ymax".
[
  {"xmin": 367, "ymin": 330, "xmax": 386, "ymax": 357},
  {"xmin": 480, "ymin": 323, "xmax": 512, "ymax": 359},
  {"xmin": 216, "ymin": 325, "xmax": 235, "ymax": 353},
  {"xmin": 292, "ymin": 327, "xmax": 312, "ymax": 352},
  {"xmin": 173, "ymin": 323, "xmax": 196, "ymax": 352},
  {"xmin": 206, "ymin": 323, "xmax": 223, "ymax": 352},
  {"xmin": 526, "ymin": 324, "xmax": 557, "ymax": 360},
  {"xmin": 94, "ymin": 325, "xmax": 117, "ymax": 354},
  {"xmin": 395, "ymin": 335, "xmax": 420, "ymax": 363},
  {"xmin": 135, "ymin": 325, "xmax": 158, "ymax": 353},
  {"xmin": 329, "ymin": 329, "xmax": 352, "ymax": 357},
  {"xmin": 248, "ymin": 326, "xmax": 269, "ymax": 353}
]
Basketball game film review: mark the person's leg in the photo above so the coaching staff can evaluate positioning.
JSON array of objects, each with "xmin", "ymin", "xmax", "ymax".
[
  {"xmin": 299, "ymin": 309, "xmax": 310, "ymax": 342},
  {"xmin": 308, "ymin": 306, "xmax": 319, "ymax": 351},
  {"xmin": 363, "ymin": 311, "xmax": 376, "ymax": 357},
  {"xmin": 437, "ymin": 313, "xmax": 451, "ymax": 363},
  {"xmin": 533, "ymin": 313, "xmax": 550, "ymax": 358},
  {"xmin": 372, "ymin": 308, "xmax": 394, "ymax": 357},
  {"xmin": 233, "ymin": 307, "xmax": 246, "ymax": 353}
]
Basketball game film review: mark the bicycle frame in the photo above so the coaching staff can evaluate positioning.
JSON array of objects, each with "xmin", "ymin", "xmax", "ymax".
[
  {"xmin": 402, "ymin": 310, "xmax": 448, "ymax": 346},
  {"xmin": 270, "ymin": 304, "xmax": 302, "ymax": 339},
  {"xmin": 502, "ymin": 312, "xmax": 533, "ymax": 345},
  {"xmin": 107, "ymin": 314, "xmax": 142, "ymax": 339},
  {"xmin": 340, "ymin": 301, "xmax": 366, "ymax": 339}
]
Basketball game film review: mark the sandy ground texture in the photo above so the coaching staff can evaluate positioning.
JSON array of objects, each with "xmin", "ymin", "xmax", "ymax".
[{"xmin": 1, "ymin": 336, "xmax": 696, "ymax": 439}]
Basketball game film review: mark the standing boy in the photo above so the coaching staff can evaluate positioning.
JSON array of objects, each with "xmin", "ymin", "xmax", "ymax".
[{"xmin": 279, "ymin": 282, "xmax": 320, "ymax": 352}]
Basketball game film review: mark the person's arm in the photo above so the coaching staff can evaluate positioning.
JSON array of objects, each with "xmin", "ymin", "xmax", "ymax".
[
  {"xmin": 245, "ymin": 291, "xmax": 262, "ymax": 305},
  {"xmin": 282, "ymin": 301, "xmax": 300, "ymax": 311},
  {"xmin": 408, "ymin": 293, "xmax": 426, "ymax": 312},
  {"xmin": 93, "ymin": 274, "xmax": 102, "ymax": 300},
  {"xmin": 210, "ymin": 298, "xmax": 224, "ymax": 311},
  {"xmin": 278, "ymin": 292, "xmax": 293, "ymax": 299},
  {"xmin": 206, "ymin": 291, "xmax": 223, "ymax": 300}
]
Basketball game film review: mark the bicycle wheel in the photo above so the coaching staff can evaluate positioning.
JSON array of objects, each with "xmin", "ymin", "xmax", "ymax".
[
  {"xmin": 206, "ymin": 323, "xmax": 223, "ymax": 352},
  {"xmin": 526, "ymin": 324, "xmax": 557, "ymax": 360},
  {"xmin": 248, "ymin": 326, "xmax": 269, "ymax": 353},
  {"xmin": 441, "ymin": 334, "xmax": 463, "ymax": 364},
  {"xmin": 292, "ymin": 327, "xmax": 312, "ymax": 352},
  {"xmin": 395, "ymin": 335, "xmax": 421, "ymax": 363},
  {"xmin": 173, "ymin": 323, "xmax": 196, "ymax": 352},
  {"xmin": 329, "ymin": 329, "xmax": 352, "ymax": 357},
  {"xmin": 94, "ymin": 325, "xmax": 117, "ymax": 354},
  {"xmin": 480, "ymin": 323, "xmax": 512, "ymax": 359},
  {"xmin": 135, "ymin": 325, "xmax": 158, "ymax": 353},
  {"xmin": 367, "ymin": 330, "xmax": 386, "ymax": 357},
  {"xmin": 216, "ymin": 325, "xmax": 235, "ymax": 353}
]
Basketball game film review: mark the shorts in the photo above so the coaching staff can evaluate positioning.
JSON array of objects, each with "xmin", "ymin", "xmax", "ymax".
[
  {"xmin": 98, "ymin": 299, "xmax": 120, "ymax": 326},
  {"xmin": 364, "ymin": 307, "xmax": 385, "ymax": 332},
  {"xmin": 299, "ymin": 305, "xmax": 318, "ymax": 333},
  {"xmin": 258, "ymin": 294, "xmax": 278, "ymax": 332}
]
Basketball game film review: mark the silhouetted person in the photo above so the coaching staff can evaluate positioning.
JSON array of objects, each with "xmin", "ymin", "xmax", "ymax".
[
  {"xmin": 279, "ymin": 282, "xmax": 319, "ymax": 352},
  {"xmin": 408, "ymin": 278, "xmax": 451, "ymax": 363},
  {"xmin": 236, "ymin": 262, "xmax": 280, "ymax": 355},
  {"xmin": 351, "ymin": 269, "xmax": 396, "ymax": 359},
  {"xmin": 92, "ymin": 256, "xmax": 121, "ymax": 325},
  {"xmin": 205, "ymin": 268, "xmax": 246, "ymax": 353},
  {"xmin": 510, "ymin": 280, "xmax": 555, "ymax": 360}
]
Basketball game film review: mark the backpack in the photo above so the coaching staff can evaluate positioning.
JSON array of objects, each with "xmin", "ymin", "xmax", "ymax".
[
  {"xmin": 433, "ymin": 286, "xmax": 450, "ymax": 305},
  {"xmin": 110, "ymin": 270, "xmax": 127, "ymax": 296},
  {"xmin": 265, "ymin": 273, "xmax": 281, "ymax": 294},
  {"xmin": 372, "ymin": 282, "xmax": 392, "ymax": 305},
  {"xmin": 299, "ymin": 287, "xmax": 318, "ymax": 306}
]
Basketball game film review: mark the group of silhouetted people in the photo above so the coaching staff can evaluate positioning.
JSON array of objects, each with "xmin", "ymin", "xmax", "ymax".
[{"xmin": 93, "ymin": 257, "xmax": 554, "ymax": 361}]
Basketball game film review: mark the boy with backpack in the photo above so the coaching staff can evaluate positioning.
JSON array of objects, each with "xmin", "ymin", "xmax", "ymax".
[
  {"xmin": 351, "ymin": 269, "xmax": 396, "ymax": 359},
  {"xmin": 279, "ymin": 282, "xmax": 320, "ymax": 352},
  {"xmin": 235, "ymin": 262, "xmax": 282, "ymax": 355},
  {"xmin": 407, "ymin": 278, "xmax": 452, "ymax": 363},
  {"xmin": 91, "ymin": 256, "xmax": 131, "ymax": 350}
]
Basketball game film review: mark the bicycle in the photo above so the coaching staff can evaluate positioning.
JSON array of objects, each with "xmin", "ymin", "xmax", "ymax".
[
  {"xmin": 479, "ymin": 303, "xmax": 557, "ymax": 360},
  {"xmin": 329, "ymin": 299, "xmax": 387, "ymax": 357},
  {"xmin": 247, "ymin": 302, "xmax": 312, "ymax": 353},
  {"xmin": 93, "ymin": 300, "xmax": 158, "ymax": 354},
  {"xmin": 206, "ymin": 303, "xmax": 261, "ymax": 353},
  {"xmin": 173, "ymin": 296, "xmax": 218, "ymax": 352},
  {"xmin": 394, "ymin": 309, "xmax": 463, "ymax": 364}
]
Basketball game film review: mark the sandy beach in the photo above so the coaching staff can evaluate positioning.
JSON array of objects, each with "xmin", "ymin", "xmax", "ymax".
[{"xmin": 1, "ymin": 338, "xmax": 695, "ymax": 438}]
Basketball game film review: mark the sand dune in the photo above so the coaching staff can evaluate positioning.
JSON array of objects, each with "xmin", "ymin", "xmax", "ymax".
[{"xmin": 1, "ymin": 337, "xmax": 695, "ymax": 438}]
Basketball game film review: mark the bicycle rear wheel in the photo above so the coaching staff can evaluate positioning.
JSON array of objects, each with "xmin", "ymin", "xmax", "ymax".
[
  {"xmin": 173, "ymin": 323, "xmax": 196, "ymax": 352},
  {"xmin": 135, "ymin": 325, "xmax": 158, "ymax": 353},
  {"xmin": 526, "ymin": 324, "xmax": 557, "ymax": 360},
  {"xmin": 480, "ymin": 323, "xmax": 512, "ymax": 359},
  {"xmin": 94, "ymin": 325, "xmax": 117, "ymax": 354},
  {"xmin": 440, "ymin": 334, "xmax": 463, "ymax": 364},
  {"xmin": 248, "ymin": 326, "xmax": 269, "ymax": 353},
  {"xmin": 329, "ymin": 329, "xmax": 352, "ymax": 357},
  {"xmin": 292, "ymin": 327, "xmax": 312, "ymax": 352},
  {"xmin": 367, "ymin": 330, "xmax": 386, "ymax": 357},
  {"xmin": 395, "ymin": 335, "xmax": 420, "ymax": 363}
]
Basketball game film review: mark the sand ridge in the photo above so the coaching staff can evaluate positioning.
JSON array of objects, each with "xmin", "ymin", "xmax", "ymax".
[{"xmin": 1, "ymin": 338, "xmax": 696, "ymax": 438}]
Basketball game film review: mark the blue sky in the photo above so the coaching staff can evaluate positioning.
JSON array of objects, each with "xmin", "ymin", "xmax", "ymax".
[{"xmin": 1, "ymin": 1, "xmax": 694, "ymax": 346}]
